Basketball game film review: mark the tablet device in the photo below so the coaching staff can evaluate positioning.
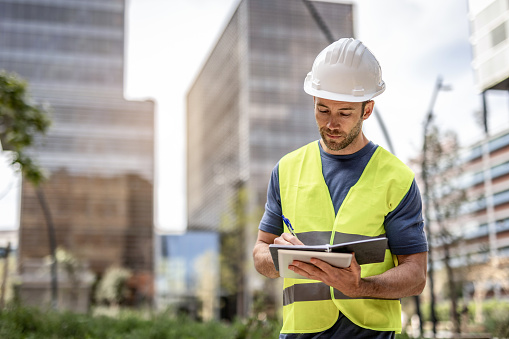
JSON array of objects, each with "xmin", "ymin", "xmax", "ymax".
[{"xmin": 277, "ymin": 249, "xmax": 353, "ymax": 279}]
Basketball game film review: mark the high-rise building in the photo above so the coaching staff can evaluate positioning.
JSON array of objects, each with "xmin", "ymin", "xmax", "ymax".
[
  {"xmin": 186, "ymin": 0, "xmax": 354, "ymax": 316},
  {"xmin": 419, "ymin": 128, "xmax": 509, "ymax": 305},
  {"xmin": 187, "ymin": 0, "xmax": 354, "ymax": 231},
  {"xmin": 0, "ymin": 0, "xmax": 154, "ymax": 307},
  {"xmin": 461, "ymin": 131, "xmax": 509, "ymax": 261},
  {"xmin": 466, "ymin": 0, "xmax": 509, "ymax": 262},
  {"xmin": 420, "ymin": 0, "xmax": 509, "ymax": 304},
  {"xmin": 469, "ymin": 0, "xmax": 509, "ymax": 92}
]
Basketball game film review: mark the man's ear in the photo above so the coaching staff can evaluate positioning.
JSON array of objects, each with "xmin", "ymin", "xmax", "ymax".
[{"xmin": 363, "ymin": 100, "xmax": 374, "ymax": 119}]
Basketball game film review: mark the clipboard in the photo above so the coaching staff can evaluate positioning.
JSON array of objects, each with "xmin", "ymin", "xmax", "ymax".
[
  {"xmin": 269, "ymin": 237, "xmax": 388, "ymax": 278},
  {"xmin": 277, "ymin": 249, "xmax": 352, "ymax": 279}
]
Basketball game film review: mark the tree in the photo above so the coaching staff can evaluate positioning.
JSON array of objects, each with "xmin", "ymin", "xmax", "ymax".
[
  {"xmin": 0, "ymin": 71, "xmax": 50, "ymax": 181},
  {"xmin": 425, "ymin": 126, "xmax": 467, "ymax": 334},
  {"xmin": 0, "ymin": 70, "xmax": 56, "ymax": 308},
  {"xmin": 419, "ymin": 119, "xmax": 469, "ymax": 335},
  {"xmin": 219, "ymin": 180, "xmax": 248, "ymax": 319}
]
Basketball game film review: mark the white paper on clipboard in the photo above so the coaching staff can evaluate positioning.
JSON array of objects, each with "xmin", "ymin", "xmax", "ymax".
[{"xmin": 277, "ymin": 249, "xmax": 353, "ymax": 279}]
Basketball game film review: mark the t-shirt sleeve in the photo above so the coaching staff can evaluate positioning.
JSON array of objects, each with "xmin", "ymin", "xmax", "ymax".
[
  {"xmin": 384, "ymin": 179, "xmax": 428, "ymax": 255},
  {"xmin": 259, "ymin": 163, "xmax": 284, "ymax": 235}
]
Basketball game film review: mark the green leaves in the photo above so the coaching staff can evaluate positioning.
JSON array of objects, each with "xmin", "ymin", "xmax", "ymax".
[
  {"xmin": 0, "ymin": 70, "xmax": 51, "ymax": 185},
  {"xmin": 0, "ymin": 305, "xmax": 272, "ymax": 339}
]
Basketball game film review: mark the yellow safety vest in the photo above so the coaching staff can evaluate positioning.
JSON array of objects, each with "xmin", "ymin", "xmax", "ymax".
[{"xmin": 278, "ymin": 141, "xmax": 414, "ymax": 333}]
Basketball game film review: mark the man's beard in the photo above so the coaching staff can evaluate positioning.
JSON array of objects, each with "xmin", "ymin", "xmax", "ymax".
[{"xmin": 319, "ymin": 116, "xmax": 363, "ymax": 151}]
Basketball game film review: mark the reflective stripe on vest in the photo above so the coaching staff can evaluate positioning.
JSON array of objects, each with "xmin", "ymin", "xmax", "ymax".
[{"xmin": 279, "ymin": 141, "xmax": 414, "ymax": 333}]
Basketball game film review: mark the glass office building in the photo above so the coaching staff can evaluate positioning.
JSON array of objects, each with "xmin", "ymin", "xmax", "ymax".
[
  {"xmin": 187, "ymin": 0, "xmax": 354, "ymax": 316},
  {"xmin": 0, "ymin": 0, "xmax": 154, "ymax": 307}
]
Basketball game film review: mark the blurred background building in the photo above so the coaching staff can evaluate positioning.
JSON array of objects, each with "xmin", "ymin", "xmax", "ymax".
[
  {"xmin": 0, "ymin": 0, "xmax": 155, "ymax": 308},
  {"xmin": 422, "ymin": 0, "xmax": 509, "ymax": 309},
  {"xmin": 461, "ymin": 130, "xmax": 509, "ymax": 262},
  {"xmin": 469, "ymin": 0, "xmax": 509, "ymax": 92},
  {"xmin": 456, "ymin": 0, "xmax": 509, "ymax": 294},
  {"xmin": 462, "ymin": 0, "xmax": 509, "ymax": 264},
  {"xmin": 184, "ymin": 0, "xmax": 354, "ymax": 319}
]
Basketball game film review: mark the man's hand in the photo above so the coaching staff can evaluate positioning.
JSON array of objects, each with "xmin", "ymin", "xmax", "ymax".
[
  {"xmin": 274, "ymin": 232, "xmax": 304, "ymax": 246},
  {"xmin": 254, "ymin": 230, "xmax": 303, "ymax": 278},
  {"xmin": 253, "ymin": 231, "xmax": 305, "ymax": 278},
  {"xmin": 288, "ymin": 253, "xmax": 364, "ymax": 297},
  {"xmin": 288, "ymin": 251, "xmax": 427, "ymax": 299}
]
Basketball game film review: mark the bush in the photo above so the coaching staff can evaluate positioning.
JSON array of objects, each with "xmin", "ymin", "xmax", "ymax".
[
  {"xmin": 418, "ymin": 299, "xmax": 509, "ymax": 338},
  {"xmin": 419, "ymin": 301, "xmax": 452, "ymax": 322},
  {"xmin": 481, "ymin": 300, "xmax": 509, "ymax": 338},
  {"xmin": 0, "ymin": 304, "xmax": 281, "ymax": 338},
  {"xmin": 232, "ymin": 315, "xmax": 281, "ymax": 339},
  {"xmin": 395, "ymin": 332, "xmax": 413, "ymax": 339}
]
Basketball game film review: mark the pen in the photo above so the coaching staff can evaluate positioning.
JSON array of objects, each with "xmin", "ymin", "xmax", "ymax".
[{"xmin": 282, "ymin": 214, "xmax": 299, "ymax": 240}]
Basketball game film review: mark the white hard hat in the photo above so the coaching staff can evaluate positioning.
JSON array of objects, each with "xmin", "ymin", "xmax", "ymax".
[{"xmin": 304, "ymin": 38, "xmax": 385, "ymax": 102}]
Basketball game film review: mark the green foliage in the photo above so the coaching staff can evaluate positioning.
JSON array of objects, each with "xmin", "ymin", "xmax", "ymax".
[
  {"xmin": 232, "ymin": 315, "xmax": 281, "ymax": 339},
  {"xmin": 481, "ymin": 300, "xmax": 509, "ymax": 338},
  {"xmin": 420, "ymin": 301, "xmax": 454, "ymax": 322},
  {"xmin": 395, "ymin": 332, "xmax": 414, "ymax": 339},
  {"xmin": 0, "ymin": 305, "xmax": 281, "ymax": 338},
  {"xmin": 419, "ymin": 299, "xmax": 509, "ymax": 338},
  {"xmin": 233, "ymin": 290, "xmax": 281, "ymax": 339},
  {"xmin": 0, "ymin": 70, "xmax": 51, "ymax": 185}
]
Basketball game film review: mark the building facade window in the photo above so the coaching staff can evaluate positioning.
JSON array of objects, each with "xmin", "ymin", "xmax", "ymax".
[{"xmin": 491, "ymin": 22, "xmax": 507, "ymax": 47}]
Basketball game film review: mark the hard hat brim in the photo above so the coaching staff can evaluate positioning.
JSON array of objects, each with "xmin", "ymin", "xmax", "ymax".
[{"xmin": 303, "ymin": 80, "xmax": 385, "ymax": 103}]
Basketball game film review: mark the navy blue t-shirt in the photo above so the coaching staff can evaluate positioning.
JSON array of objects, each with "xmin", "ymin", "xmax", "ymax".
[{"xmin": 259, "ymin": 141, "xmax": 428, "ymax": 338}]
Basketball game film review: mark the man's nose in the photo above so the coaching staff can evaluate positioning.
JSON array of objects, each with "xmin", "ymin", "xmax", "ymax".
[{"xmin": 327, "ymin": 116, "xmax": 341, "ymax": 129}]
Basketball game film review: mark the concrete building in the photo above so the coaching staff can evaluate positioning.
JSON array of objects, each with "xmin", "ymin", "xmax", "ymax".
[
  {"xmin": 461, "ymin": 131, "xmax": 509, "ymax": 262},
  {"xmin": 418, "ymin": 0, "xmax": 509, "ymax": 306},
  {"xmin": 420, "ymin": 127, "xmax": 509, "ymax": 308},
  {"xmin": 186, "ymin": 0, "xmax": 354, "ymax": 317},
  {"xmin": 465, "ymin": 0, "xmax": 509, "ymax": 262},
  {"xmin": 469, "ymin": 0, "xmax": 509, "ymax": 92},
  {"xmin": 0, "ymin": 0, "xmax": 154, "ymax": 307}
]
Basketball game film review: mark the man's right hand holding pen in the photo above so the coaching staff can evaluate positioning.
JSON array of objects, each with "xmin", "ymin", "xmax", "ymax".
[
  {"xmin": 273, "ymin": 232, "xmax": 304, "ymax": 246},
  {"xmin": 253, "ymin": 215, "xmax": 303, "ymax": 278},
  {"xmin": 274, "ymin": 215, "xmax": 304, "ymax": 246}
]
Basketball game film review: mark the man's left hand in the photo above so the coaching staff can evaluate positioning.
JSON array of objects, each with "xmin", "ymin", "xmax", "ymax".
[
  {"xmin": 288, "ymin": 253, "xmax": 365, "ymax": 298},
  {"xmin": 289, "ymin": 251, "xmax": 428, "ymax": 300}
]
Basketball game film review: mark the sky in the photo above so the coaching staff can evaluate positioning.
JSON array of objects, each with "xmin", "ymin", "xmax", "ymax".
[{"xmin": 1, "ymin": 0, "xmax": 509, "ymax": 233}]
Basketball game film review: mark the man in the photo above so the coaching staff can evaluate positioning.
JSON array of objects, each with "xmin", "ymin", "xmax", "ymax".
[{"xmin": 252, "ymin": 38, "xmax": 428, "ymax": 338}]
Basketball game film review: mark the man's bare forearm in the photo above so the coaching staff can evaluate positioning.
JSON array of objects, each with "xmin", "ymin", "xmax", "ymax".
[
  {"xmin": 356, "ymin": 255, "xmax": 427, "ymax": 299},
  {"xmin": 253, "ymin": 241, "xmax": 280, "ymax": 279},
  {"xmin": 291, "ymin": 252, "xmax": 427, "ymax": 299}
]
